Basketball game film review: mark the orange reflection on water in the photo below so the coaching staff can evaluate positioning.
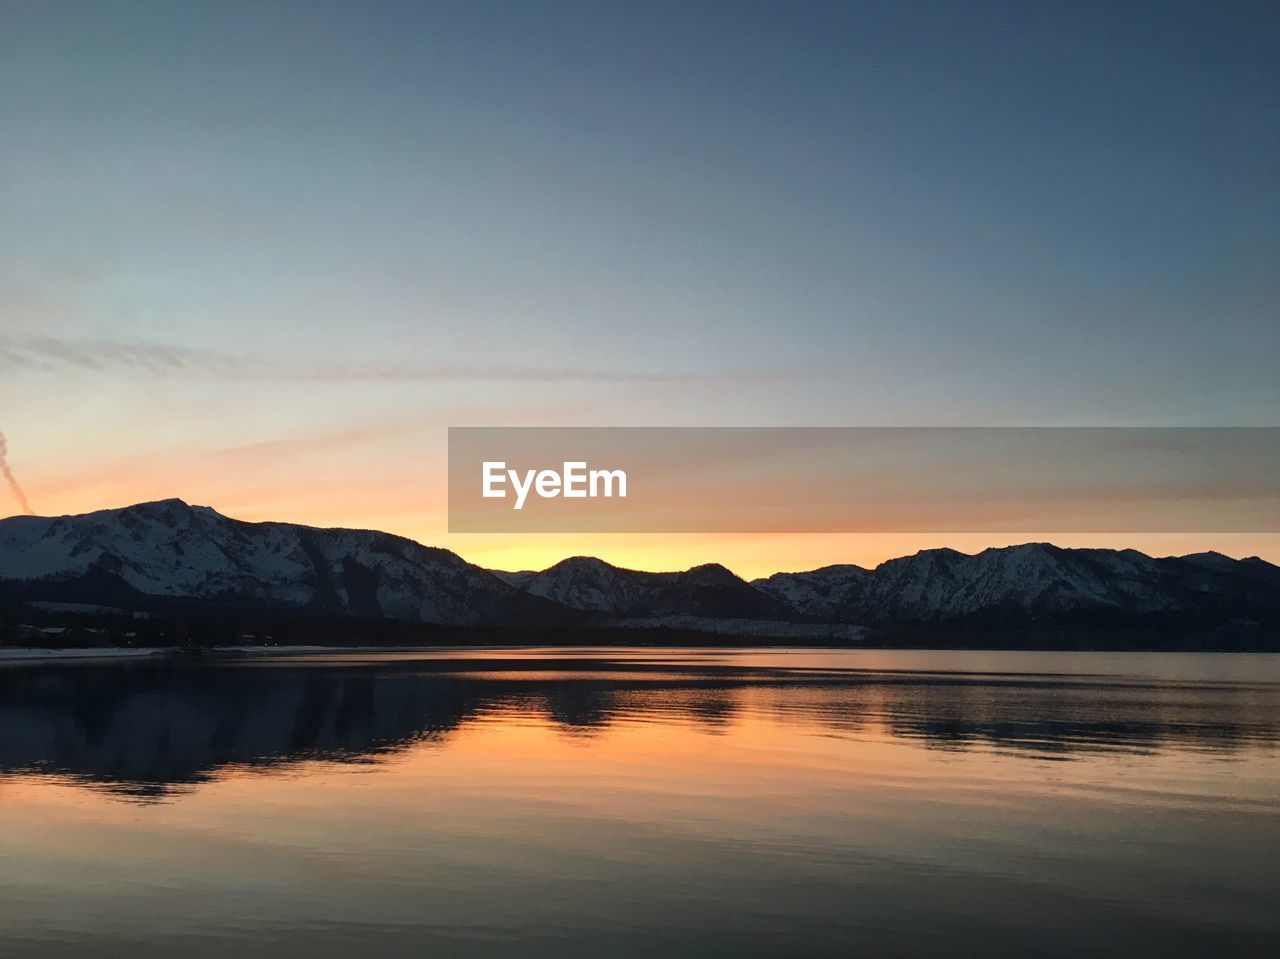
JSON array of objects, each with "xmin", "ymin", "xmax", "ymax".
[{"xmin": 2, "ymin": 650, "xmax": 1279, "ymax": 958}]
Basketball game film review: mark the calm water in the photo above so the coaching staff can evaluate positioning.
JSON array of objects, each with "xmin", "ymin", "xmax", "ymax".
[{"xmin": 1, "ymin": 647, "xmax": 1278, "ymax": 957}]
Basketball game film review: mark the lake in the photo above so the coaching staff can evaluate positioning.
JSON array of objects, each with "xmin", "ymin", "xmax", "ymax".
[{"xmin": 0, "ymin": 647, "xmax": 1277, "ymax": 957}]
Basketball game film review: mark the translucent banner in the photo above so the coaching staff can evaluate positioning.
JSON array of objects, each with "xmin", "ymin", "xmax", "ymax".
[{"xmin": 447, "ymin": 427, "xmax": 1280, "ymax": 533}]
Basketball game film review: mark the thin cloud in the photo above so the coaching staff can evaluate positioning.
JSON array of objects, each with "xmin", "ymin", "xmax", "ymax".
[{"xmin": 0, "ymin": 332, "xmax": 798, "ymax": 385}]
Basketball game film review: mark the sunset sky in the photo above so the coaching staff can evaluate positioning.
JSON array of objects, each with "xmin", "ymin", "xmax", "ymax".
[{"xmin": 2, "ymin": 0, "xmax": 1277, "ymax": 577}]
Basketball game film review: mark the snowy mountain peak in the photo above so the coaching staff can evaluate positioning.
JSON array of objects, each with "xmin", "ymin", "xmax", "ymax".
[
  {"xmin": 512, "ymin": 555, "xmax": 785, "ymax": 618},
  {"xmin": 3, "ymin": 501, "xmax": 1277, "ymax": 638},
  {"xmin": 131, "ymin": 497, "xmax": 195, "ymax": 510},
  {"xmin": 0, "ymin": 500, "xmax": 556, "ymax": 627},
  {"xmin": 754, "ymin": 542, "xmax": 1280, "ymax": 625}
]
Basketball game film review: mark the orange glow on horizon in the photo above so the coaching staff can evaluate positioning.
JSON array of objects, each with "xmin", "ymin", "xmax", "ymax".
[{"xmin": 7, "ymin": 481, "xmax": 1280, "ymax": 579}]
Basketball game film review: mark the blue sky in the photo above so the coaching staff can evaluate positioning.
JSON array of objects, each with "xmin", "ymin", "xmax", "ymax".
[{"xmin": 1, "ymin": 0, "xmax": 1277, "ymax": 570}]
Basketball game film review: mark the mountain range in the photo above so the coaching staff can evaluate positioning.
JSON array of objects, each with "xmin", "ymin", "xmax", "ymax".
[{"xmin": 2, "ymin": 499, "xmax": 1278, "ymax": 647}]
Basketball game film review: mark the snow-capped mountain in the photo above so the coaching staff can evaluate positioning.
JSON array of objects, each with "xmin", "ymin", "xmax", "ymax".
[
  {"xmin": 0, "ymin": 499, "xmax": 560, "ymax": 626},
  {"xmin": 752, "ymin": 543, "xmax": 1280, "ymax": 625},
  {"xmin": 498, "ymin": 555, "xmax": 792, "ymax": 619},
  {"xmin": 2, "ymin": 500, "xmax": 1277, "ymax": 641},
  {"xmin": 750, "ymin": 564, "xmax": 871, "ymax": 620}
]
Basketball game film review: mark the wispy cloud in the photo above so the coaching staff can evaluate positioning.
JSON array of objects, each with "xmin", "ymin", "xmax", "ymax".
[{"xmin": 0, "ymin": 333, "xmax": 793, "ymax": 385}]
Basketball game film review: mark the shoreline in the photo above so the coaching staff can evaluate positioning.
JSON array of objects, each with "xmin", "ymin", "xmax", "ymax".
[{"xmin": 2, "ymin": 643, "xmax": 1280, "ymax": 666}]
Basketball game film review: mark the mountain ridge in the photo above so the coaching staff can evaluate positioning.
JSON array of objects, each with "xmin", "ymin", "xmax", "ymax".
[
  {"xmin": 2, "ymin": 500, "xmax": 1278, "ymax": 645},
  {"xmin": 0, "ymin": 498, "xmax": 567, "ymax": 627}
]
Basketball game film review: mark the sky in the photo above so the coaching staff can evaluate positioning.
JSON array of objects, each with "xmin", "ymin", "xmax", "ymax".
[{"xmin": 1, "ymin": 0, "xmax": 1277, "ymax": 576}]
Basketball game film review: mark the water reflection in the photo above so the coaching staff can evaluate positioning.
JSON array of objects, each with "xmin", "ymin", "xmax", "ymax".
[{"xmin": 1, "ymin": 651, "xmax": 1277, "ymax": 800}]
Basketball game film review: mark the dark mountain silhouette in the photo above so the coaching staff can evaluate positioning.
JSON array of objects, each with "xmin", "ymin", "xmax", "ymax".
[
  {"xmin": 2, "ymin": 500, "xmax": 1278, "ymax": 647},
  {"xmin": 0, "ymin": 499, "xmax": 568, "ymax": 627},
  {"xmin": 754, "ymin": 543, "xmax": 1280, "ymax": 629},
  {"xmin": 495, "ymin": 555, "xmax": 791, "ymax": 618}
]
